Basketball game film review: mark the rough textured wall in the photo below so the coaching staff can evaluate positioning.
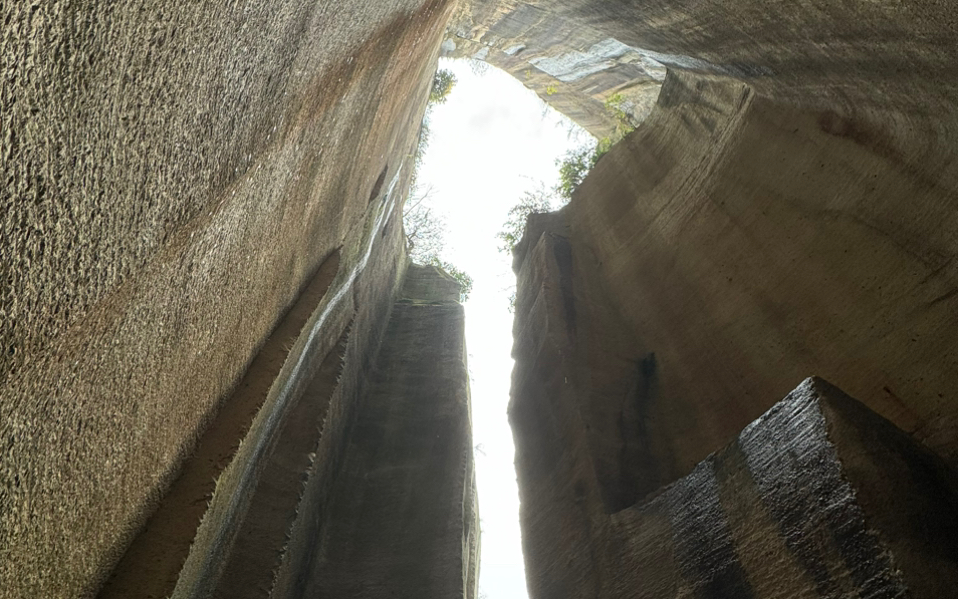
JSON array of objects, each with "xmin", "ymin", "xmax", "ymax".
[
  {"xmin": 511, "ymin": 375, "xmax": 958, "ymax": 598},
  {"xmin": 506, "ymin": 0, "xmax": 958, "ymax": 597},
  {"xmin": 454, "ymin": 0, "xmax": 958, "ymax": 137},
  {"xmin": 443, "ymin": 1, "xmax": 662, "ymax": 139},
  {"xmin": 0, "ymin": 0, "xmax": 453, "ymax": 596},
  {"xmin": 517, "ymin": 68, "xmax": 958, "ymax": 502},
  {"xmin": 272, "ymin": 264, "xmax": 480, "ymax": 599}
]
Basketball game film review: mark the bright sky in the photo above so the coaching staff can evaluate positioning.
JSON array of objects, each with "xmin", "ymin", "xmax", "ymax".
[{"xmin": 414, "ymin": 58, "xmax": 592, "ymax": 599}]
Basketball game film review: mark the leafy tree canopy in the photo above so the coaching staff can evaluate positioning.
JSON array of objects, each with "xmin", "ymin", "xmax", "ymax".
[
  {"xmin": 495, "ymin": 184, "xmax": 556, "ymax": 255},
  {"xmin": 553, "ymin": 93, "xmax": 637, "ymax": 200},
  {"xmin": 556, "ymin": 145, "xmax": 599, "ymax": 201},
  {"xmin": 429, "ymin": 69, "xmax": 458, "ymax": 104},
  {"xmin": 431, "ymin": 258, "xmax": 474, "ymax": 303}
]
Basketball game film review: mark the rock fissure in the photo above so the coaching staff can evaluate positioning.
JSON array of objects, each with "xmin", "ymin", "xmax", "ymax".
[{"xmin": 4, "ymin": 0, "xmax": 958, "ymax": 597}]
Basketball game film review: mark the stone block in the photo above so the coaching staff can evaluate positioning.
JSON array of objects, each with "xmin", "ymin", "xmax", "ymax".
[{"xmin": 605, "ymin": 377, "xmax": 958, "ymax": 599}]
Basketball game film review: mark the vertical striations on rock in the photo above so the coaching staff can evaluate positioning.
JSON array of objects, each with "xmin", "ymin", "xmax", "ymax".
[
  {"xmin": 272, "ymin": 264, "xmax": 480, "ymax": 599},
  {"xmin": 597, "ymin": 377, "xmax": 958, "ymax": 599},
  {"xmin": 504, "ymin": 0, "xmax": 958, "ymax": 597},
  {"xmin": 511, "ymin": 66, "xmax": 958, "ymax": 498},
  {"xmin": 1, "ymin": 0, "xmax": 458, "ymax": 597}
]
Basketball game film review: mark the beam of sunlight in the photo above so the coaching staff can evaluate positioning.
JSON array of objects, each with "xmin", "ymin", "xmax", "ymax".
[{"xmin": 412, "ymin": 57, "xmax": 592, "ymax": 599}]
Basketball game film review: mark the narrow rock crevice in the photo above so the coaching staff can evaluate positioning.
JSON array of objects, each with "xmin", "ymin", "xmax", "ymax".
[{"xmin": 96, "ymin": 249, "xmax": 341, "ymax": 599}]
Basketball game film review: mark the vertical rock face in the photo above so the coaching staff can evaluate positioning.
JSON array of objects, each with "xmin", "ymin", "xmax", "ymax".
[
  {"xmin": 510, "ymin": 376, "xmax": 958, "ymax": 598},
  {"xmin": 0, "ymin": 1, "xmax": 459, "ymax": 597},
  {"xmin": 619, "ymin": 377, "xmax": 958, "ymax": 599},
  {"xmin": 511, "ymin": 219, "xmax": 958, "ymax": 595},
  {"xmin": 515, "ymin": 376, "xmax": 916, "ymax": 598},
  {"xmin": 513, "ymin": 67, "xmax": 958, "ymax": 499},
  {"xmin": 273, "ymin": 264, "xmax": 479, "ymax": 599},
  {"xmin": 506, "ymin": 0, "xmax": 958, "ymax": 597}
]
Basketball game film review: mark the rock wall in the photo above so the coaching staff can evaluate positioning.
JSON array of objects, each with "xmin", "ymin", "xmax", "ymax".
[
  {"xmin": 512, "ymin": 375, "xmax": 958, "ymax": 598},
  {"xmin": 453, "ymin": 0, "xmax": 958, "ymax": 140},
  {"xmin": 272, "ymin": 264, "xmax": 479, "ymax": 599},
  {"xmin": 507, "ymin": 0, "xmax": 958, "ymax": 597},
  {"xmin": 443, "ymin": 1, "xmax": 662, "ymax": 139},
  {"xmin": 514, "ymin": 68, "xmax": 958, "ymax": 505},
  {"xmin": 0, "ymin": 0, "xmax": 456, "ymax": 596}
]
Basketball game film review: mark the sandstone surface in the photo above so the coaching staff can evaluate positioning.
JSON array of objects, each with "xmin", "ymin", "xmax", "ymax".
[
  {"xmin": 505, "ymin": 0, "xmax": 958, "ymax": 596},
  {"xmin": 1, "ymin": 0, "xmax": 456, "ymax": 596},
  {"xmin": 511, "ymin": 376, "xmax": 958, "ymax": 598},
  {"xmin": 272, "ymin": 264, "xmax": 479, "ymax": 599}
]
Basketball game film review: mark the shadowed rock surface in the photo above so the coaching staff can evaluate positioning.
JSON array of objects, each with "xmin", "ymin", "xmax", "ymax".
[
  {"xmin": 504, "ymin": 0, "xmax": 958, "ymax": 596},
  {"xmin": 272, "ymin": 264, "xmax": 479, "ymax": 599},
  {"xmin": 97, "ymin": 252, "xmax": 345, "ymax": 599},
  {"xmin": 512, "ymin": 376, "xmax": 958, "ymax": 599},
  {"xmin": 5, "ymin": 0, "xmax": 958, "ymax": 597},
  {"xmin": 512, "ymin": 67, "xmax": 958, "ymax": 506},
  {"xmin": 1, "ymin": 0, "xmax": 456, "ymax": 596}
]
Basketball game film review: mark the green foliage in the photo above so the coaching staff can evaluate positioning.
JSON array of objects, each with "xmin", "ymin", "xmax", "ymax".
[
  {"xmin": 429, "ymin": 69, "xmax": 457, "ymax": 104},
  {"xmin": 556, "ymin": 145, "xmax": 600, "ymax": 201},
  {"xmin": 410, "ymin": 68, "xmax": 456, "ymax": 188},
  {"xmin": 605, "ymin": 92, "xmax": 626, "ymax": 107},
  {"xmin": 403, "ymin": 187, "xmax": 473, "ymax": 303},
  {"xmin": 430, "ymin": 258, "xmax": 474, "ymax": 303},
  {"xmin": 495, "ymin": 185, "xmax": 555, "ymax": 254},
  {"xmin": 554, "ymin": 137, "xmax": 618, "ymax": 202},
  {"xmin": 604, "ymin": 92, "xmax": 636, "ymax": 140},
  {"xmin": 498, "ymin": 139, "xmax": 615, "ymax": 260},
  {"xmin": 604, "ymin": 93, "xmax": 631, "ymax": 125},
  {"xmin": 498, "ymin": 131, "xmax": 624, "ymax": 259},
  {"xmin": 553, "ymin": 95, "xmax": 638, "ymax": 202},
  {"xmin": 497, "ymin": 92, "xmax": 643, "ymax": 311}
]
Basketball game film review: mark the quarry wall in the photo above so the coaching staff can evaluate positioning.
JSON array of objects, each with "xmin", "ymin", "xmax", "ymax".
[
  {"xmin": 450, "ymin": 0, "xmax": 958, "ymax": 143},
  {"xmin": 442, "ymin": 1, "xmax": 662, "ymax": 139},
  {"xmin": 272, "ymin": 265, "xmax": 479, "ymax": 599},
  {"xmin": 506, "ymin": 0, "xmax": 958, "ymax": 597},
  {"xmin": 5, "ymin": 0, "xmax": 958, "ymax": 597},
  {"xmin": 0, "ymin": 0, "xmax": 456, "ymax": 596}
]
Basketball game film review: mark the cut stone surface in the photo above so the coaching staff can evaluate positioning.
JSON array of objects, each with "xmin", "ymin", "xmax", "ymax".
[
  {"xmin": 6, "ymin": 0, "xmax": 958, "ymax": 596},
  {"xmin": 272, "ymin": 264, "xmax": 480, "ymax": 599},
  {"xmin": 512, "ymin": 375, "xmax": 958, "ymax": 599},
  {"xmin": 612, "ymin": 377, "xmax": 958, "ymax": 599},
  {"xmin": 444, "ymin": 2, "xmax": 662, "ymax": 138},
  {"xmin": 0, "ymin": 1, "xmax": 455, "ymax": 596},
  {"xmin": 510, "ymin": 66, "xmax": 958, "ymax": 517}
]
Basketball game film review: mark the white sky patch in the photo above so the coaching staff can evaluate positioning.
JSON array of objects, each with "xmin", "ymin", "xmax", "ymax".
[{"xmin": 415, "ymin": 58, "xmax": 592, "ymax": 599}]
